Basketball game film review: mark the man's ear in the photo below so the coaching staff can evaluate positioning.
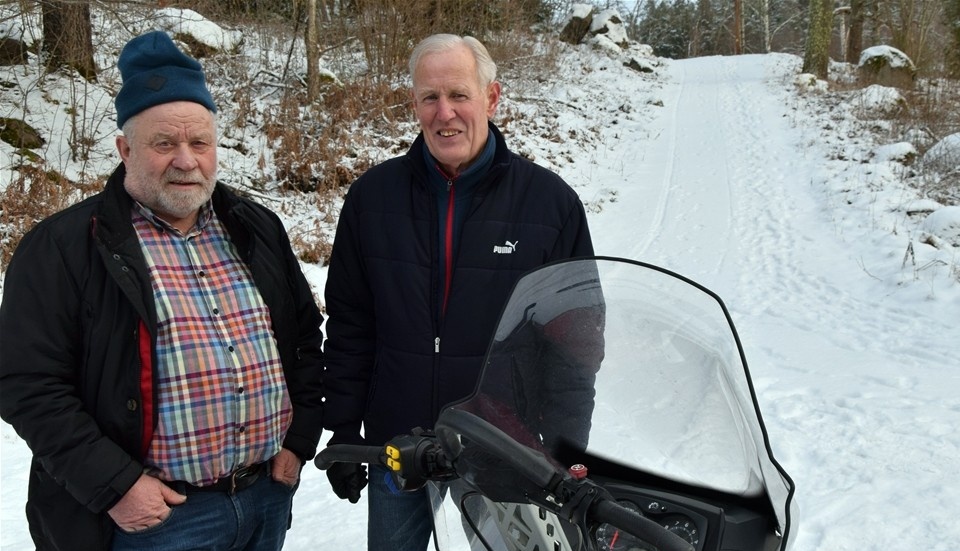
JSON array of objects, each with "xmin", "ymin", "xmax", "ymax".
[
  {"xmin": 486, "ymin": 81, "xmax": 502, "ymax": 117},
  {"xmin": 116, "ymin": 135, "xmax": 130, "ymax": 163}
]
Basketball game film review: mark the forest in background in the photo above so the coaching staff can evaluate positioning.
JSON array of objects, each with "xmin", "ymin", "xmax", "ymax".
[
  {"xmin": 1, "ymin": 0, "xmax": 959, "ymax": 270},
  {"xmin": 12, "ymin": 0, "xmax": 960, "ymax": 80}
]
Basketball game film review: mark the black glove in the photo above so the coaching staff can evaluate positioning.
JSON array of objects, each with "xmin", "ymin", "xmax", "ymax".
[{"xmin": 326, "ymin": 462, "xmax": 368, "ymax": 503}]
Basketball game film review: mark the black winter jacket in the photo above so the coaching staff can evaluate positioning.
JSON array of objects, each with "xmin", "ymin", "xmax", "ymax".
[
  {"xmin": 323, "ymin": 123, "xmax": 594, "ymax": 446},
  {"xmin": 0, "ymin": 164, "xmax": 325, "ymax": 551}
]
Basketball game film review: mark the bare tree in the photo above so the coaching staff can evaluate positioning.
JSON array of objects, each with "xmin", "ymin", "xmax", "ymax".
[
  {"xmin": 760, "ymin": 0, "xmax": 771, "ymax": 52},
  {"xmin": 945, "ymin": 0, "xmax": 960, "ymax": 75},
  {"xmin": 41, "ymin": 0, "xmax": 96, "ymax": 81},
  {"xmin": 734, "ymin": 0, "xmax": 744, "ymax": 53},
  {"xmin": 306, "ymin": 0, "xmax": 321, "ymax": 101},
  {"xmin": 879, "ymin": 0, "xmax": 943, "ymax": 70}
]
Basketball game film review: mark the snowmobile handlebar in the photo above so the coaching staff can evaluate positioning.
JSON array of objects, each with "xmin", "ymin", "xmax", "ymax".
[
  {"xmin": 313, "ymin": 444, "xmax": 384, "ymax": 470},
  {"xmin": 314, "ymin": 427, "xmax": 458, "ymax": 491},
  {"xmin": 314, "ymin": 428, "xmax": 695, "ymax": 551}
]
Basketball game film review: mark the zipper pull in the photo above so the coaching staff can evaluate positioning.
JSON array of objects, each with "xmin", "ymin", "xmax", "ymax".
[{"xmin": 435, "ymin": 337, "xmax": 440, "ymax": 353}]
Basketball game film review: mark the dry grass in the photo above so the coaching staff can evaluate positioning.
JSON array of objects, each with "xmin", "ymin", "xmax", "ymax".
[
  {"xmin": 829, "ymin": 62, "xmax": 960, "ymax": 206},
  {"xmin": 263, "ymin": 77, "xmax": 409, "ymax": 195},
  {"xmin": 0, "ymin": 165, "xmax": 104, "ymax": 270},
  {"xmin": 888, "ymin": 79, "xmax": 960, "ymax": 204}
]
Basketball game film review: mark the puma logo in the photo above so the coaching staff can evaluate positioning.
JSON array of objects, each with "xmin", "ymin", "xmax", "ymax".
[{"xmin": 493, "ymin": 240, "xmax": 518, "ymax": 254}]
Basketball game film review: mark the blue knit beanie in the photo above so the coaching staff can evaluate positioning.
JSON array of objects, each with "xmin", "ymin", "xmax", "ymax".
[{"xmin": 115, "ymin": 31, "xmax": 217, "ymax": 128}]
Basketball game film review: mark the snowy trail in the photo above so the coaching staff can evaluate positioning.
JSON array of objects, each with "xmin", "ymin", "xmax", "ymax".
[
  {"xmin": 598, "ymin": 54, "xmax": 957, "ymax": 376},
  {"xmin": 633, "ymin": 56, "xmax": 737, "ymax": 276},
  {"xmin": 598, "ymin": 54, "xmax": 821, "ymax": 303},
  {"xmin": 597, "ymin": 54, "xmax": 960, "ymax": 550}
]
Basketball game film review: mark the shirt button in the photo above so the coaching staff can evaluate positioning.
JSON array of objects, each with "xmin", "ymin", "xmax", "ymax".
[
  {"xmin": 238, "ymin": 387, "xmax": 244, "ymax": 394},
  {"xmin": 126, "ymin": 399, "xmax": 138, "ymax": 411},
  {"xmin": 212, "ymin": 308, "xmax": 220, "ymax": 315},
  {"xmin": 228, "ymin": 345, "xmax": 235, "ymax": 352},
  {"xmin": 198, "ymin": 270, "xmax": 206, "ymax": 277},
  {"xmin": 238, "ymin": 426, "xmax": 245, "ymax": 433}
]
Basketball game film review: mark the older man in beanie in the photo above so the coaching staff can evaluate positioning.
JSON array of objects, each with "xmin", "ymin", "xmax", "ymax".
[{"xmin": 0, "ymin": 31, "xmax": 324, "ymax": 551}]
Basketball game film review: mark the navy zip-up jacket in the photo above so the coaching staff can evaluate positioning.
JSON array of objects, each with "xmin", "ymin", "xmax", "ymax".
[
  {"xmin": 0, "ymin": 164, "xmax": 325, "ymax": 551},
  {"xmin": 323, "ymin": 122, "xmax": 594, "ymax": 446}
]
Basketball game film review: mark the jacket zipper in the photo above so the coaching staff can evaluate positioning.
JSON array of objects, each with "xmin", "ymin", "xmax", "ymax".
[
  {"xmin": 437, "ymin": 178, "xmax": 455, "ymax": 357},
  {"xmin": 442, "ymin": 179, "xmax": 455, "ymax": 316}
]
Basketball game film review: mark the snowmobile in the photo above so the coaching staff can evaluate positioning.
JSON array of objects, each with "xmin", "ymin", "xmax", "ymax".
[{"xmin": 315, "ymin": 257, "xmax": 796, "ymax": 551}]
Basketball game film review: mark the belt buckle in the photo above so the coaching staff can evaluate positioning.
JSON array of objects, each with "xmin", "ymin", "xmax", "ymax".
[{"xmin": 229, "ymin": 464, "xmax": 259, "ymax": 495}]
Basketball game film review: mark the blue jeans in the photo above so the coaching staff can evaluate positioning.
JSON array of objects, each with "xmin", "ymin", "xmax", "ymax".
[
  {"xmin": 367, "ymin": 464, "xmax": 436, "ymax": 551},
  {"xmin": 111, "ymin": 473, "xmax": 297, "ymax": 551}
]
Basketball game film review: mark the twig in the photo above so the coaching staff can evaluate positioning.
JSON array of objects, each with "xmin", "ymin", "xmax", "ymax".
[
  {"xmin": 320, "ymin": 37, "xmax": 358, "ymax": 57},
  {"xmin": 230, "ymin": 180, "xmax": 283, "ymax": 203},
  {"xmin": 857, "ymin": 257, "xmax": 883, "ymax": 281},
  {"xmin": 280, "ymin": 1, "xmax": 304, "ymax": 85},
  {"xmin": 509, "ymin": 95, "xmax": 583, "ymax": 111},
  {"xmin": 901, "ymin": 240, "xmax": 915, "ymax": 268}
]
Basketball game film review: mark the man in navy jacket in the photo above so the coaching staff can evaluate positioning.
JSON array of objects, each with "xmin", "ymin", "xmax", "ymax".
[{"xmin": 322, "ymin": 33, "xmax": 594, "ymax": 550}]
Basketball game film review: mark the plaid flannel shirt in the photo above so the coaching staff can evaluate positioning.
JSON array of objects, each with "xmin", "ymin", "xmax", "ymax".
[{"xmin": 132, "ymin": 203, "xmax": 291, "ymax": 486}]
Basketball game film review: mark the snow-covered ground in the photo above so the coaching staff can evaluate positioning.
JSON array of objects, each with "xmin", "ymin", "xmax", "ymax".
[{"xmin": 2, "ymin": 10, "xmax": 959, "ymax": 551}]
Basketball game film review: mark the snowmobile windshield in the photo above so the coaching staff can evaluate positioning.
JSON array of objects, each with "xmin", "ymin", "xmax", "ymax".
[{"xmin": 444, "ymin": 257, "xmax": 795, "ymax": 547}]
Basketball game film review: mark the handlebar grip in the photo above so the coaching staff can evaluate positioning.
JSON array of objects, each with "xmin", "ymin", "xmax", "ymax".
[
  {"xmin": 314, "ymin": 444, "xmax": 385, "ymax": 470},
  {"xmin": 593, "ymin": 499, "xmax": 695, "ymax": 551}
]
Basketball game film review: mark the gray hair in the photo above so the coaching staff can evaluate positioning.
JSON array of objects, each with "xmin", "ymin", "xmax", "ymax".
[{"xmin": 408, "ymin": 34, "xmax": 497, "ymax": 88}]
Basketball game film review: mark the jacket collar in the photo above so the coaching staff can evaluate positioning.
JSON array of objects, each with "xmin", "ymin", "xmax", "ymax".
[
  {"xmin": 422, "ymin": 127, "xmax": 496, "ymax": 193},
  {"xmin": 406, "ymin": 121, "xmax": 511, "ymax": 181}
]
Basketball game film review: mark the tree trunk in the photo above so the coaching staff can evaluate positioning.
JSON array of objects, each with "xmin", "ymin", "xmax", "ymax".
[
  {"xmin": 306, "ymin": 0, "xmax": 321, "ymax": 101},
  {"xmin": 733, "ymin": 0, "xmax": 743, "ymax": 54},
  {"xmin": 945, "ymin": 0, "xmax": 960, "ymax": 76},
  {"xmin": 802, "ymin": 0, "xmax": 832, "ymax": 79},
  {"xmin": 845, "ymin": 0, "xmax": 864, "ymax": 63},
  {"xmin": 761, "ymin": 0, "xmax": 771, "ymax": 52},
  {"xmin": 41, "ymin": 1, "xmax": 96, "ymax": 81}
]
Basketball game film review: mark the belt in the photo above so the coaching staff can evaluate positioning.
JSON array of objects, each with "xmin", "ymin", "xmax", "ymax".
[{"xmin": 170, "ymin": 463, "xmax": 267, "ymax": 495}]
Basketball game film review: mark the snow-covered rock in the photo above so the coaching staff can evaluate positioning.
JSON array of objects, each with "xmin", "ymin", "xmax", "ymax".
[{"xmin": 922, "ymin": 205, "xmax": 960, "ymax": 246}]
